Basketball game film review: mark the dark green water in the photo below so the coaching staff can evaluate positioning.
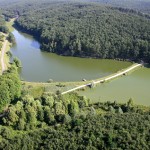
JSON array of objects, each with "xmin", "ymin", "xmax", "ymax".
[
  {"xmin": 78, "ymin": 67, "xmax": 150, "ymax": 105},
  {"xmin": 10, "ymin": 29, "xmax": 131, "ymax": 82}
]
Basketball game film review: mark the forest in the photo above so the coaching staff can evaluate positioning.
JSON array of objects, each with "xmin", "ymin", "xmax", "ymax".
[
  {"xmin": 0, "ymin": 92, "xmax": 150, "ymax": 149},
  {"xmin": 1, "ymin": 0, "xmax": 150, "ymax": 14},
  {"xmin": 88, "ymin": 0, "xmax": 150, "ymax": 14},
  {"xmin": 0, "ymin": 14, "xmax": 9, "ymax": 34},
  {"xmin": 2, "ymin": 1, "xmax": 150, "ymax": 63}
]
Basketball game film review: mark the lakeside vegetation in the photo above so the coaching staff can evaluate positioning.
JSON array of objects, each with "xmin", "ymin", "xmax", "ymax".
[
  {"xmin": 0, "ymin": 66, "xmax": 21, "ymax": 110},
  {"xmin": 0, "ymin": 49, "xmax": 148, "ymax": 149},
  {"xmin": 4, "ymin": 2, "xmax": 150, "ymax": 63},
  {"xmin": 0, "ymin": 53, "xmax": 149, "ymax": 149},
  {"xmin": 0, "ymin": 13, "xmax": 9, "ymax": 34},
  {"xmin": 0, "ymin": 12, "xmax": 16, "ymax": 73},
  {"xmin": 0, "ymin": 62, "xmax": 150, "ymax": 149},
  {"xmin": 0, "ymin": 88, "xmax": 150, "ymax": 149},
  {"xmin": 0, "ymin": 13, "xmax": 8, "ymax": 53}
]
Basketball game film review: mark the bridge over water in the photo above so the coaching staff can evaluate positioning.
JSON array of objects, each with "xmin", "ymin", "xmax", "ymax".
[{"xmin": 61, "ymin": 64, "xmax": 142, "ymax": 95}]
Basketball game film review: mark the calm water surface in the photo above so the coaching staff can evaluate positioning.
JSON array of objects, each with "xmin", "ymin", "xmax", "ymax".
[
  {"xmin": 10, "ymin": 29, "xmax": 131, "ymax": 82},
  {"xmin": 78, "ymin": 67, "xmax": 150, "ymax": 105}
]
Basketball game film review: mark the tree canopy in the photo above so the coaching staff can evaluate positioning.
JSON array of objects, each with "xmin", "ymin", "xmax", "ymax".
[
  {"xmin": 0, "ymin": 94, "xmax": 150, "ymax": 149},
  {"xmin": 8, "ymin": 2, "xmax": 150, "ymax": 63},
  {"xmin": 0, "ymin": 66, "xmax": 21, "ymax": 110},
  {"xmin": 0, "ymin": 15, "xmax": 9, "ymax": 33}
]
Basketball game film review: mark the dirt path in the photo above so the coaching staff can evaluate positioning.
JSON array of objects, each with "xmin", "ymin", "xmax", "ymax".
[
  {"xmin": 61, "ymin": 63, "xmax": 142, "ymax": 95},
  {"xmin": 1, "ymin": 39, "xmax": 7, "ymax": 74}
]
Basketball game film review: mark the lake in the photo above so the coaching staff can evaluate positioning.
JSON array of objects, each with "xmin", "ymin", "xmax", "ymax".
[
  {"xmin": 10, "ymin": 29, "xmax": 131, "ymax": 82},
  {"xmin": 10, "ymin": 28, "xmax": 150, "ymax": 105},
  {"xmin": 78, "ymin": 67, "xmax": 150, "ymax": 105}
]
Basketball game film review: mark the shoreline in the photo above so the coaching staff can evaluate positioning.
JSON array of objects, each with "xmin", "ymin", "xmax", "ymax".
[
  {"xmin": 13, "ymin": 20, "xmax": 148, "ymax": 64},
  {"xmin": 6, "ymin": 19, "xmax": 144, "ymax": 98}
]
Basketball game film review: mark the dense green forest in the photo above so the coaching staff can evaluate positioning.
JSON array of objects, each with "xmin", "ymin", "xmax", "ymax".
[
  {"xmin": 0, "ymin": 15, "xmax": 21, "ymax": 110},
  {"xmin": 15, "ymin": 3, "xmax": 150, "ymax": 63},
  {"xmin": 0, "ymin": 113, "xmax": 149, "ymax": 149},
  {"xmin": 0, "ymin": 14, "xmax": 9, "ymax": 33},
  {"xmin": 1, "ymin": 0, "xmax": 150, "ymax": 14},
  {"xmin": 88, "ymin": 0, "xmax": 150, "ymax": 14},
  {"xmin": 2, "ymin": 2, "xmax": 150, "ymax": 63},
  {"xmin": 0, "ymin": 92, "xmax": 150, "ymax": 149},
  {"xmin": 0, "ymin": 65, "xmax": 21, "ymax": 111}
]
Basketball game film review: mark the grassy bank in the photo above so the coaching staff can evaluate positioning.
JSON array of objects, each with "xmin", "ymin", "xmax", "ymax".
[
  {"xmin": 22, "ymin": 81, "xmax": 84, "ymax": 98},
  {"xmin": 6, "ymin": 18, "xmax": 15, "ymax": 32}
]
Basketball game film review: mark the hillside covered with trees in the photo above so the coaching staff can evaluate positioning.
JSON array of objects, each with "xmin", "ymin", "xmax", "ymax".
[
  {"xmin": 18, "ymin": 3, "xmax": 150, "ymax": 62},
  {"xmin": 88, "ymin": 0, "xmax": 150, "ymax": 14},
  {"xmin": 1, "ymin": 0, "xmax": 150, "ymax": 14},
  {"xmin": 2, "ymin": 1, "xmax": 150, "ymax": 63},
  {"xmin": 0, "ymin": 13, "xmax": 9, "ymax": 34},
  {"xmin": 0, "ymin": 91, "xmax": 150, "ymax": 149}
]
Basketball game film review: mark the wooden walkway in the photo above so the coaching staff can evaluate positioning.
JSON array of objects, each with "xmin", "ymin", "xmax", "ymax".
[{"xmin": 61, "ymin": 64, "xmax": 142, "ymax": 95}]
